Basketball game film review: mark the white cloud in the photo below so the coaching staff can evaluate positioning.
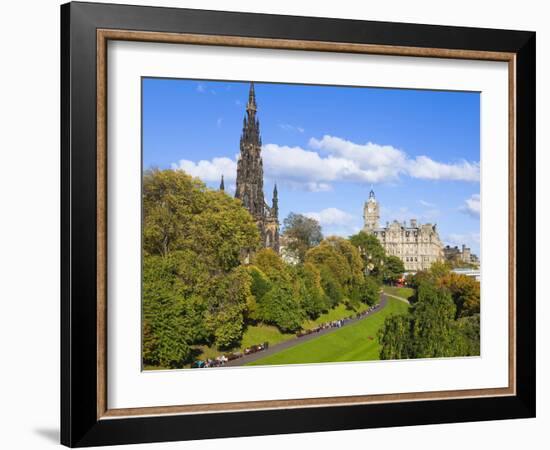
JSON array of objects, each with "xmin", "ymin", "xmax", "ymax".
[
  {"xmin": 310, "ymin": 135, "xmax": 480, "ymax": 183},
  {"xmin": 279, "ymin": 123, "xmax": 305, "ymax": 133},
  {"xmin": 460, "ymin": 194, "xmax": 480, "ymax": 218},
  {"xmin": 171, "ymin": 157, "xmax": 237, "ymax": 183},
  {"xmin": 262, "ymin": 143, "xmax": 368, "ymax": 185},
  {"xmin": 216, "ymin": 117, "xmax": 223, "ymax": 128},
  {"xmin": 196, "ymin": 83, "xmax": 216, "ymax": 95},
  {"xmin": 303, "ymin": 208, "xmax": 360, "ymax": 237},
  {"xmin": 309, "ymin": 136, "xmax": 405, "ymax": 183},
  {"xmin": 283, "ymin": 181, "xmax": 332, "ymax": 192},
  {"xmin": 407, "ymin": 156, "xmax": 479, "ymax": 182},
  {"xmin": 419, "ymin": 200, "xmax": 436, "ymax": 207},
  {"xmin": 304, "ymin": 208, "xmax": 354, "ymax": 226},
  {"xmin": 170, "ymin": 134, "xmax": 479, "ymax": 193}
]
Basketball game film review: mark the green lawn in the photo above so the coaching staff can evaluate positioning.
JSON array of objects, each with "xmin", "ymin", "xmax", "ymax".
[
  {"xmin": 246, "ymin": 297, "xmax": 409, "ymax": 366},
  {"xmin": 303, "ymin": 302, "xmax": 370, "ymax": 330},
  {"xmin": 240, "ymin": 324, "xmax": 295, "ymax": 348},
  {"xmin": 382, "ymin": 285, "xmax": 414, "ymax": 301},
  {"xmin": 192, "ymin": 324, "xmax": 295, "ymax": 362},
  {"xmin": 192, "ymin": 303, "xmax": 372, "ymax": 363}
]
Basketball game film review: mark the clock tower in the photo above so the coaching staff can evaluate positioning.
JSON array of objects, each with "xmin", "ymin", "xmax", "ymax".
[{"xmin": 363, "ymin": 189, "xmax": 380, "ymax": 232}]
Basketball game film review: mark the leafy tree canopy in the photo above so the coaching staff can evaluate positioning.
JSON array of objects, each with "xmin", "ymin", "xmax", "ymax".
[
  {"xmin": 282, "ymin": 213, "xmax": 323, "ymax": 262},
  {"xmin": 437, "ymin": 272, "xmax": 480, "ymax": 318},
  {"xmin": 305, "ymin": 237, "xmax": 363, "ymax": 290},
  {"xmin": 290, "ymin": 263, "xmax": 327, "ymax": 318},
  {"xmin": 143, "ymin": 169, "xmax": 260, "ymax": 271},
  {"xmin": 142, "ymin": 253, "xmax": 204, "ymax": 367},
  {"xmin": 253, "ymin": 248, "xmax": 290, "ymax": 283},
  {"xmin": 258, "ymin": 281, "xmax": 304, "ymax": 332},
  {"xmin": 384, "ymin": 255, "xmax": 405, "ymax": 284},
  {"xmin": 203, "ymin": 266, "xmax": 253, "ymax": 348},
  {"xmin": 349, "ymin": 231, "xmax": 387, "ymax": 278},
  {"xmin": 379, "ymin": 277, "xmax": 479, "ymax": 360}
]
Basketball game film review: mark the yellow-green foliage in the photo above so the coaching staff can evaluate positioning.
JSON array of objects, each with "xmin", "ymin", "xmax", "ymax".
[
  {"xmin": 437, "ymin": 272, "xmax": 480, "ymax": 318},
  {"xmin": 142, "ymin": 169, "xmax": 261, "ymax": 365},
  {"xmin": 305, "ymin": 236, "xmax": 366, "ymax": 303},
  {"xmin": 143, "ymin": 169, "xmax": 260, "ymax": 269}
]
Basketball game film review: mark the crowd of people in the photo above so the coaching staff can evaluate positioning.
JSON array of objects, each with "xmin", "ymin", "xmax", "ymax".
[
  {"xmin": 296, "ymin": 303, "xmax": 380, "ymax": 337},
  {"xmin": 191, "ymin": 303, "xmax": 380, "ymax": 369},
  {"xmin": 191, "ymin": 342, "xmax": 270, "ymax": 368}
]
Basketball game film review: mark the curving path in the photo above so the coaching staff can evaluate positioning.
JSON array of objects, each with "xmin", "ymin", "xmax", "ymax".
[{"xmin": 225, "ymin": 293, "xmax": 388, "ymax": 367}]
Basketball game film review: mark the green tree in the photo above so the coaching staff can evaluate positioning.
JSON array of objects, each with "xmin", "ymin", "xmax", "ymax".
[
  {"xmin": 306, "ymin": 243, "xmax": 349, "ymax": 287},
  {"xmin": 259, "ymin": 281, "xmax": 304, "ymax": 332},
  {"xmin": 282, "ymin": 213, "xmax": 323, "ymax": 262},
  {"xmin": 407, "ymin": 283, "xmax": 458, "ymax": 358},
  {"xmin": 453, "ymin": 314, "xmax": 480, "ymax": 356},
  {"xmin": 429, "ymin": 261, "xmax": 451, "ymax": 279},
  {"xmin": 351, "ymin": 275, "xmax": 380, "ymax": 306},
  {"xmin": 203, "ymin": 267, "xmax": 253, "ymax": 348},
  {"xmin": 142, "ymin": 254, "xmax": 199, "ymax": 367},
  {"xmin": 438, "ymin": 272, "xmax": 480, "ymax": 318},
  {"xmin": 318, "ymin": 265, "xmax": 344, "ymax": 308},
  {"xmin": 245, "ymin": 265, "xmax": 273, "ymax": 321},
  {"xmin": 379, "ymin": 282, "xmax": 464, "ymax": 360},
  {"xmin": 141, "ymin": 169, "xmax": 264, "ymax": 364},
  {"xmin": 251, "ymin": 248, "xmax": 308, "ymax": 330},
  {"xmin": 143, "ymin": 169, "xmax": 260, "ymax": 271},
  {"xmin": 349, "ymin": 231, "xmax": 387, "ymax": 278},
  {"xmin": 305, "ymin": 237, "xmax": 363, "ymax": 297},
  {"xmin": 143, "ymin": 169, "xmax": 206, "ymax": 257},
  {"xmin": 406, "ymin": 270, "xmax": 431, "ymax": 304},
  {"xmin": 290, "ymin": 263, "xmax": 326, "ymax": 319},
  {"xmin": 384, "ymin": 255, "xmax": 405, "ymax": 284},
  {"xmin": 253, "ymin": 248, "xmax": 290, "ymax": 283},
  {"xmin": 378, "ymin": 314, "xmax": 411, "ymax": 360},
  {"xmin": 324, "ymin": 237, "xmax": 364, "ymax": 287}
]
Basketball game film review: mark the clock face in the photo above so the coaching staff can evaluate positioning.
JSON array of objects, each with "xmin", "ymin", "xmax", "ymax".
[{"xmin": 368, "ymin": 205, "xmax": 375, "ymax": 213}]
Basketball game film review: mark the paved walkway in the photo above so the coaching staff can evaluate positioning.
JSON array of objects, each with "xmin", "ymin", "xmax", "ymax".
[
  {"xmin": 224, "ymin": 293, "xmax": 389, "ymax": 367},
  {"xmin": 383, "ymin": 292, "xmax": 410, "ymax": 304}
]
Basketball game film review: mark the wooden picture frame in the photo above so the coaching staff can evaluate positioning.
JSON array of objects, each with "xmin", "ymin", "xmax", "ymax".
[{"xmin": 61, "ymin": 1, "xmax": 535, "ymax": 447}]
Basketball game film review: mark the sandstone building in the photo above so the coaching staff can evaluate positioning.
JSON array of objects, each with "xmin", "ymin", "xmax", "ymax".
[
  {"xmin": 232, "ymin": 83, "xmax": 280, "ymax": 252},
  {"xmin": 363, "ymin": 190, "xmax": 443, "ymax": 271},
  {"xmin": 443, "ymin": 244, "xmax": 479, "ymax": 266}
]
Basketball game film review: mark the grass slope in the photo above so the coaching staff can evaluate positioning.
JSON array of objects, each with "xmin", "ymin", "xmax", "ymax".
[
  {"xmin": 192, "ymin": 303, "xmax": 370, "ymax": 362},
  {"xmin": 382, "ymin": 285, "xmax": 414, "ymax": 301},
  {"xmin": 246, "ymin": 297, "xmax": 409, "ymax": 366},
  {"xmin": 303, "ymin": 302, "xmax": 370, "ymax": 330}
]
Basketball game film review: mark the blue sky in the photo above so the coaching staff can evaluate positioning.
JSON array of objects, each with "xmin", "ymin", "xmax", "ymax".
[{"xmin": 143, "ymin": 78, "xmax": 481, "ymax": 255}]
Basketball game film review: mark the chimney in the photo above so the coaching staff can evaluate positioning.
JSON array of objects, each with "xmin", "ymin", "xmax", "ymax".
[{"xmin": 410, "ymin": 219, "xmax": 417, "ymax": 228}]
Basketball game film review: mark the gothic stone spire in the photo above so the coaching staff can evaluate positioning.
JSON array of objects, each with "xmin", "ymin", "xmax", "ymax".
[
  {"xmin": 235, "ymin": 82, "xmax": 265, "ymax": 219},
  {"xmin": 235, "ymin": 83, "xmax": 280, "ymax": 253},
  {"xmin": 240, "ymin": 82, "xmax": 261, "ymax": 149},
  {"xmin": 272, "ymin": 183, "xmax": 279, "ymax": 217},
  {"xmin": 247, "ymin": 81, "xmax": 257, "ymax": 113}
]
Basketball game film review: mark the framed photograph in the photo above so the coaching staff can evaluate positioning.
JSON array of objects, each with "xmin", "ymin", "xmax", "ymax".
[{"xmin": 61, "ymin": 1, "xmax": 536, "ymax": 447}]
